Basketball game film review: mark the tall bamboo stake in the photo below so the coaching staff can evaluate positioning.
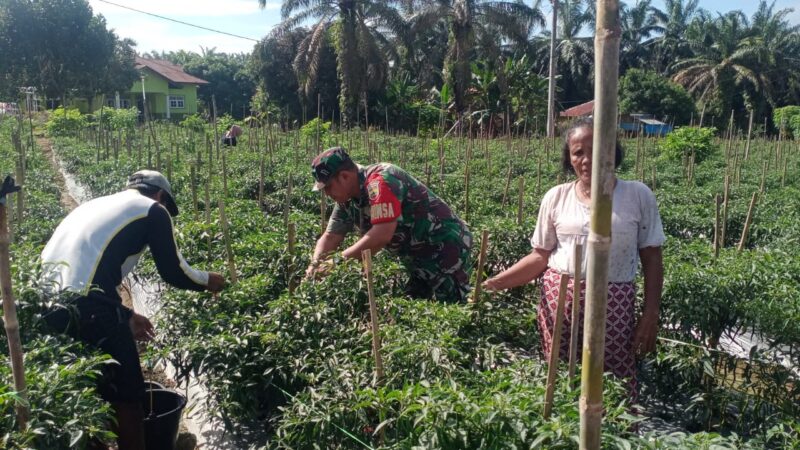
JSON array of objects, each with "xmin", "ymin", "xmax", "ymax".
[
  {"xmin": 544, "ymin": 273, "xmax": 569, "ymax": 419},
  {"xmin": 516, "ymin": 177, "xmax": 525, "ymax": 226},
  {"xmin": 288, "ymin": 222, "xmax": 297, "ymax": 294},
  {"xmin": 0, "ymin": 176, "xmax": 28, "ymax": 428},
  {"xmin": 581, "ymin": 1, "xmax": 621, "ymax": 447},
  {"xmin": 361, "ymin": 249, "xmax": 384, "ymax": 383},
  {"xmin": 713, "ymin": 194, "xmax": 721, "ymax": 258},
  {"xmin": 469, "ymin": 230, "xmax": 489, "ymax": 304},
  {"xmin": 744, "ymin": 110, "xmax": 753, "ymax": 160},
  {"xmin": 218, "ymin": 198, "xmax": 238, "ymax": 283},
  {"xmin": 721, "ymin": 175, "xmax": 730, "ymax": 247},
  {"xmin": 546, "ymin": 0, "xmax": 559, "ymax": 138},
  {"xmin": 568, "ymin": 244, "xmax": 583, "ymax": 383},
  {"xmin": 737, "ymin": 192, "xmax": 758, "ymax": 252}
]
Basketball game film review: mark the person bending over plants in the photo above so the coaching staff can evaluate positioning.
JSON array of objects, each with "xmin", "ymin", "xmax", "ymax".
[
  {"xmin": 483, "ymin": 118, "xmax": 664, "ymax": 398},
  {"xmin": 222, "ymin": 124, "xmax": 243, "ymax": 146},
  {"xmin": 39, "ymin": 170, "xmax": 226, "ymax": 450},
  {"xmin": 305, "ymin": 147, "xmax": 473, "ymax": 303}
]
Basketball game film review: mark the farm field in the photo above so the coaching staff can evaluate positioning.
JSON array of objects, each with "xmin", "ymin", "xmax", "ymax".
[{"xmin": 2, "ymin": 111, "xmax": 800, "ymax": 448}]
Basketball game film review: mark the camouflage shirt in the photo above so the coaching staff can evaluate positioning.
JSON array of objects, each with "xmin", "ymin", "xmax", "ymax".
[{"xmin": 326, "ymin": 163, "xmax": 469, "ymax": 259}]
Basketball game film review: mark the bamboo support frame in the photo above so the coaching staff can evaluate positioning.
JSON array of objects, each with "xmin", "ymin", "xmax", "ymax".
[{"xmin": 544, "ymin": 273, "xmax": 569, "ymax": 419}]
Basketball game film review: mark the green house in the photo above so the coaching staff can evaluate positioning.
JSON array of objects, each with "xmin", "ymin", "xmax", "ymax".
[
  {"xmin": 129, "ymin": 57, "xmax": 208, "ymax": 120},
  {"xmin": 68, "ymin": 57, "xmax": 208, "ymax": 120}
]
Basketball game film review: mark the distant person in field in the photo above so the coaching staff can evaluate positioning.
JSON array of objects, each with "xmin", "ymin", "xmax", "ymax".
[
  {"xmin": 40, "ymin": 170, "xmax": 226, "ymax": 450},
  {"xmin": 483, "ymin": 118, "xmax": 665, "ymax": 398},
  {"xmin": 305, "ymin": 147, "xmax": 473, "ymax": 303},
  {"xmin": 222, "ymin": 124, "xmax": 243, "ymax": 146}
]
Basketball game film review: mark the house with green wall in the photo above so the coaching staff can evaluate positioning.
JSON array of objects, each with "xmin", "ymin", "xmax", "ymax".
[
  {"xmin": 129, "ymin": 57, "xmax": 208, "ymax": 120},
  {"xmin": 70, "ymin": 57, "xmax": 208, "ymax": 120}
]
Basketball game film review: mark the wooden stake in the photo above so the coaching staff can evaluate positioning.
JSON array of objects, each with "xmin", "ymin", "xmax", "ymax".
[
  {"xmin": 361, "ymin": 249, "xmax": 384, "ymax": 384},
  {"xmin": 190, "ymin": 165, "xmax": 198, "ymax": 221},
  {"xmin": 568, "ymin": 244, "xmax": 583, "ymax": 383},
  {"xmin": 469, "ymin": 230, "xmax": 489, "ymax": 304},
  {"xmin": 320, "ymin": 192, "xmax": 327, "ymax": 234},
  {"xmin": 288, "ymin": 222, "xmax": 297, "ymax": 294},
  {"xmin": 544, "ymin": 273, "xmax": 570, "ymax": 419},
  {"xmin": 0, "ymin": 177, "xmax": 29, "ymax": 428},
  {"xmin": 516, "ymin": 177, "xmax": 525, "ymax": 226},
  {"xmin": 744, "ymin": 110, "xmax": 753, "ymax": 160},
  {"xmin": 737, "ymin": 192, "xmax": 758, "ymax": 252},
  {"xmin": 218, "ymin": 198, "xmax": 238, "ymax": 283},
  {"xmin": 713, "ymin": 194, "xmax": 721, "ymax": 258},
  {"xmin": 721, "ymin": 176, "xmax": 730, "ymax": 247}
]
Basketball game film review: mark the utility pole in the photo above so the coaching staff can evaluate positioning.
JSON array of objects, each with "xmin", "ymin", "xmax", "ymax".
[{"xmin": 546, "ymin": 0, "xmax": 559, "ymax": 138}]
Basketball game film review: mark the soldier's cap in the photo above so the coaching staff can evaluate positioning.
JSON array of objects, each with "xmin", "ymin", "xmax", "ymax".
[
  {"xmin": 311, "ymin": 147, "xmax": 353, "ymax": 191},
  {"xmin": 126, "ymin": 170, "xmax": 179, "ymax": 217}
]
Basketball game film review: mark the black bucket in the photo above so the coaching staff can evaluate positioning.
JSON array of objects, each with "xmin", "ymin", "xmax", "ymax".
[{"xmin": 142, "ymin": 388, "xmax": 187, "ymax": 450}]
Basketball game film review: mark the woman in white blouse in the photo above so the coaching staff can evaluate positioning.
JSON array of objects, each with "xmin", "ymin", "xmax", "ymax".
[{"xmin": 484, "ymin": 118, "xmax": 664, "ymax": 392}]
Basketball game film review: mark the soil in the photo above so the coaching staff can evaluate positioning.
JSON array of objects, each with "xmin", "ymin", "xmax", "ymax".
[{"xmin": 39, "ymin": 133, "xmax": 198, "ymax": 449}]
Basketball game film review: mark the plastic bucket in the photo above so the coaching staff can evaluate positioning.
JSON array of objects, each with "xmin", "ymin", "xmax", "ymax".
[{"xmin": 142, "ymin": 388, "xmax": 187, "ymax": 450}]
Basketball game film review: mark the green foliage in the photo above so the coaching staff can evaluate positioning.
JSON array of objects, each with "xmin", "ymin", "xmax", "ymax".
[
  {"xmin": 300, "ymin": 117, "xmax": 331, "ymax": 142},
  {"xmin": 45, "ymin": 108, "xmax": 87, "ymax": 137},
  {"xmin": 772, "ymin": 105, "xmax": 800, "ymax": 137},
  {"xmin": 619, "ymin": 69, "xmax": 696, "ymax": 125},
  {"xmin": 659, "ymin": 126, "xmax": 717, "ymax": 163},
  {"xmin": 180, "ymin": 113, "xmax": 207, "ymax": 132},
  {"xmin": 92, "ymin": 107, "xmax": 138, "ymax": 131}
]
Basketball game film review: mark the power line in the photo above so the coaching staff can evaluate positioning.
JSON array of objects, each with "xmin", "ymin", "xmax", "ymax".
[{"xmin": 97, "ymin": 0, "xmax": 260, "ymax": 43}]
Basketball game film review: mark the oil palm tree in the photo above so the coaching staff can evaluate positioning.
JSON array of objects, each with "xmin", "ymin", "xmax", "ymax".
[
  {"xmin": 650, "ymin": 0, "xmax": 701, "ymax": 74},
  {"xmin": 671, "ymin": 11, "xmax": 767, "ymax": 117},
  {"xmin": 619, "ymin": 0, "xmax": 660, "ymax": 74},
  {"xmin": 406, "ymin": 0, "xmax": 545, "ymax": 113},
  {"xmin": 263, "ymin": 0, "xmax": 407, "ymax": 125},
  {"xmin": 534, "ymin": 0, "xmax": 595, "ymax": 105}
]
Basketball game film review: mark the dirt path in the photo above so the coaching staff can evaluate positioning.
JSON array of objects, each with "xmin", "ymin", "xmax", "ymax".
[{"xmin": 37, "ymin": 134, "xmax": 79, "ymax": 212}]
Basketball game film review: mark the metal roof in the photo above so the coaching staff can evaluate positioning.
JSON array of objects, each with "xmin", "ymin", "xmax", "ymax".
[{"xmin": 135, "ymin": 57, "xmax": 208, "ymax": 85}]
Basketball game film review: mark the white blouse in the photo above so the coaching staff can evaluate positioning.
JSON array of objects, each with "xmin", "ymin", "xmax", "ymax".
[{"xmin": 530, "ymin": 180, "xmax": 666, "ymax": 283}]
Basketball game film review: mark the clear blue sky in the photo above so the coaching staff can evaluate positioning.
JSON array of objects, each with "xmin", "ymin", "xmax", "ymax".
[{"xmin": 88, "ymin": 0, "xmax": 800, "ymax": 55}]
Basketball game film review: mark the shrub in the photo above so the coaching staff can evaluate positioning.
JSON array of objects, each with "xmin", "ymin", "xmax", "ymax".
[
  {"xmin": 45, "ymin": 108, "xmax": 86, "ymax": 136},
  {"xmin": 659, "ymin": 126, "xmax": 717, "ymax": 163},
  {"xmin": 180, "ymin": 113, "xmax": 207, "ymax": 132},
  {"xmin": 772, "ymin": 105, "xmax": 800, "ymax": 137}
]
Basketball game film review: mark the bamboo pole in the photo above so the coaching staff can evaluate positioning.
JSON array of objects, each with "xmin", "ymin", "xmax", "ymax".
[
  {"xmin": 581, "ymin": 0, "xmax": 621, "ymax": 447},
  {"xmin": 320, "ymin": 192, "xmax": 327, "ymax": 234},
  {"xmin": 546, "ymin": 0, "xmax": 559, "ymax": 138},
  {"xmin": 288, "ymin": 222, "xmax": 297, "ymax": 294},
  {"xmin": 744, "ymin": 110, "xmax": 753, "ymax": 161},
  {"xmin": 737, "ymin": 192, "xmax": 758, "ymax": 252},
  {"xmin": 361, "ymin": 249, "xmax": 384, "ymax": 383},
  {"xmin": 190, "ymin": 165, "xmax": 198, "ymax": 221},
  {"xmin": 713, "ymin": 194, "xmax": 721, "ymax": 258},
  {"xmin": 568, "ymin": 244, "xmax": 583, "ymax": 383},
  {"xmin": 218, "ymin": 198, "xmax": 238, "ymax": 283},
  {"xmin": 544, "ymin": 273, "xmax": 570, "ymax": 419},
  {"xmin": 0, "ymin": 176, "xmax": 28, "ymax": 429},
  {"xmin": 721, "ymin": 176, "xmax": 730, "ymax": 247},
  {"xmin": 469, "ymin": 230, "xmax": 489, "ymax": 304},
  {"xmin": 517, "ymin": 178, "xmax": 525, "ymax": 226}
]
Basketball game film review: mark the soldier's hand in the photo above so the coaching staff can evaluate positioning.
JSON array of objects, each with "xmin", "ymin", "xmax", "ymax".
[
  {"xmin": 129, "ymin": 312, "xmax": 155, "ymax": 342},
  {"xmin": 207, "ymin": 272, "xmax": 226, "ymax": 292},
  {"xmin": 304, "ymin": 258, "xmax": 333, "ymax": 281}
]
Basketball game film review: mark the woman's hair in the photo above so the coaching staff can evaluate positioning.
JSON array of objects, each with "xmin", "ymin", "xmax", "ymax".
[{"xmin": 560, "ymin": 117, "xmax": 624, "ymax": 174}]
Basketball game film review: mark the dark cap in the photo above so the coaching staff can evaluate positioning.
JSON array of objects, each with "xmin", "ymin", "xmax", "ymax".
[
  {"xmin": 126, "ymin": 170, "xmax": 179, "ymax": 216},
  {"xmin": 311, "ymin": 147, "xmax": 353, "ymax": 191}
]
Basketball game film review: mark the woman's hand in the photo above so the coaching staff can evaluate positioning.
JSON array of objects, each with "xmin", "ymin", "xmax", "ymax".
[{"xmin": 632, "ymin": 310, "xmax": 658, "ymax": 355}]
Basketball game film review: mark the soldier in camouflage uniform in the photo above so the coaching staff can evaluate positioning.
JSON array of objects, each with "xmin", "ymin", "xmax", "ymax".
[{"xmin": 306, "ymin": 147, "xmax": 473, "ymax": 303}]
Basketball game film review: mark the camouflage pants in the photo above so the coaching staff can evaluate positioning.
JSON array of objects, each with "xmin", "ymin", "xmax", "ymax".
[{"xmin": 403, "ymin": 228, "xmax": 473, "ymax": 303}]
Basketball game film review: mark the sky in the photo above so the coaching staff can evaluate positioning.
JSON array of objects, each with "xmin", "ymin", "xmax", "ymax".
[{"xmin": 88, "ymin": 0, "xmax": 800, "ymax": 55}]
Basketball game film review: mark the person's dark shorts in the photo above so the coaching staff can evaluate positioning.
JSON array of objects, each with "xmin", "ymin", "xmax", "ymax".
[{"xmin": 42, "ymin": 294, "xmax": 145, "ymax": 404}]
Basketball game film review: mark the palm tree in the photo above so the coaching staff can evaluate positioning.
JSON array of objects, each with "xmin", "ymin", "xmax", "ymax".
[
  {"xmin": 671, "ymin": 11, "xmax": 767, "ymax": 117},
  {"xmin": 407, "ymin": 0, "xmax": 545, "ymax": 113},
  {"xmin": 263, "ymin": 0, "xmax": 406, "ymax": 125},
  {"xmin": 534, "ymin": 0, "xmax": 594, "ymax": 105},
  {"xmin": 619, "ymin": 0, "xmax": 660, "ymax": 74},
  {"xmin": 649, "ymin": 0, "xmax": 701, "ymax": 74},
  {"xmin": 749, "ymin": 1, "xmax": 800, "ymax": 110}
]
